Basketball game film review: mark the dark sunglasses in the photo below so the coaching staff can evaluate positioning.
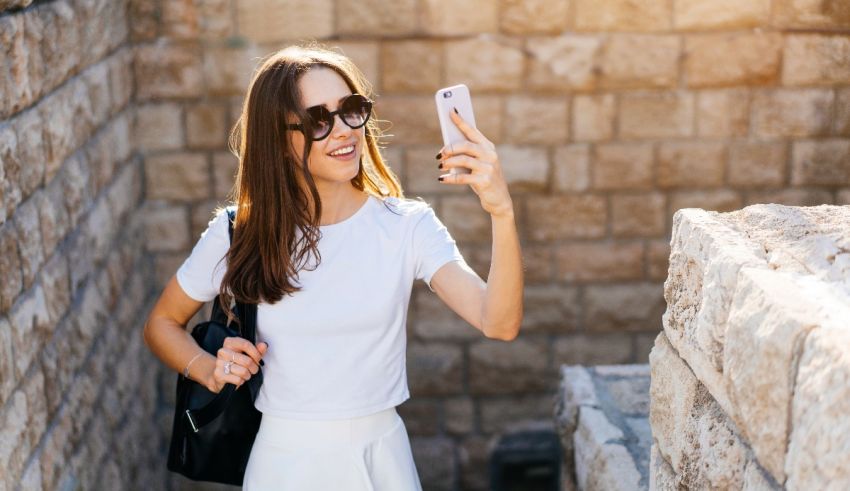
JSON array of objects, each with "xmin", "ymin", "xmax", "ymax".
[{"xmin": 286, "ymin": 93, "xmax": 373, "ymax": 141}]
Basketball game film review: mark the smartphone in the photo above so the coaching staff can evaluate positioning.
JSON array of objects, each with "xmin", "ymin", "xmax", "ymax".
[{"xmin": 435, "ymin": 84, "xmax": 477, "ymax": 175}]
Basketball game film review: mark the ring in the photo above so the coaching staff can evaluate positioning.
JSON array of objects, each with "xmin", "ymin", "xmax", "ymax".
[
  {"xmin": 231, "ymin": 354, "xmax": 236, "ymax": 362},
  {"xmin": 224, "ymin": 361, "xmax": 233, "ymax": 375}
]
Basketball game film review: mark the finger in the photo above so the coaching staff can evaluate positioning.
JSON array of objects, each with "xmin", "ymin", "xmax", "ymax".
[
  {"xmin": 440, "ymin": 155, "xmax": 490, "ymax": 174},
  {"xmin": 449, "ymin": 109, "xmax": 485, "ymax": 145},
  {"xmin": 218, "ymin": 358, "xmax": 252, "ymax": 382},
  {"xmin": 225, "ymin": 337, "xmax": 263, "ymax": 365},
  {"xmin": 439, "ymin": 140, "xmax": 488, "ymax": 160},
  {"xmin": 438, "ymin": 171, "xmax": 489, "ymax": 186},
  {"xmin": 216, "ymin": 362, "xmax": 246, "ymax": 386}
]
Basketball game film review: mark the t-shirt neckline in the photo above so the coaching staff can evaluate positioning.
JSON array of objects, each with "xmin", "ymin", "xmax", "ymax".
[{"xmin": 319, "ymin": 194, "xmax": 373, "ymax": 231}]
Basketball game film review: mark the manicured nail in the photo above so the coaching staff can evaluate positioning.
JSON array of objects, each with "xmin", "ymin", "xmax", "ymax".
[
  {"xmin": 453, "ymin": 107, "xmax": 459, "ymax": 114},
  {"xmin": 438, "ymin": 163, "xmax": 444, "ymax": 170},
  {"xmin": 438, "ymin": 176, "xmax": 444, "ymax": 182},
  {"xmin": 260, "ymin": 360, "xmax": 265, "ymax": 366},
  {"xmin": 435, "ymin": 152, "xmax": 442, "ymax": 160}
]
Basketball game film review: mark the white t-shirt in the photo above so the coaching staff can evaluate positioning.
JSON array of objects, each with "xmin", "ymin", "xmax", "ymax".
[{"xmin": 175, "ymin": 195, "xmax": 466, "ymax": 420}]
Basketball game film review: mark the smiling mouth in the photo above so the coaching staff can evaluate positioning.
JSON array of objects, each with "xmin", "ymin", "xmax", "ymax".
[{"xmin": 328, "ymin": 144, "xmax": 355, "ymax": 157}]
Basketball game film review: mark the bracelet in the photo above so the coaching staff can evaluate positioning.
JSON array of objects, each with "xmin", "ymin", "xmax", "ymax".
[{"xmin": 183, "ymin": 352, "xmax": 204, "ymax": 379}]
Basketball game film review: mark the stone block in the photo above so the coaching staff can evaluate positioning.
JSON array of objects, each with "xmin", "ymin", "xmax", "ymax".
[
  {"xmin": 445, "ymin": 396, "xmax": 475, "ymax": 435},
  {"xmin": 728, "ymin": 141, "xmax": 787, "ymax": 188},
  {"xmin": 145, "ymin": 202, "xmax": 190, "ymax": 252},
  {"xmin": 458, "ymin": 435, "xmax": 493, "ymax": 490},
  {"xmin": 479, "ymin": 394, "xmax": 555, "ymax": 433},
  {"xmin": 836, "ymin": 88, "xmax": 850, "ymax": 136},
  {"xmin": 696, "ymin": 88, "xmax": 750, "ymax": 138},
  {"xmin": 516, "ymin": 284, "xmax": 580, "ymax": 333},
  {"xmin": 13, "ymin": 194, "xmax": 45, "ymax": 290},
  {"xmin": 526, "ymin": 35, "xmax": 601, "ymax": 91},
  {"xmin": 495, "ymin": 145, "xmax": 549, "ymax": 191},
  {"xmin": 773, "ymin": 1, "xmax": 850, "ymax": 29},
  {"xmin": 526, "ymin": 195, "xmax": 606, "ymax": 240},
  {"xmin": 404, "ymin": 146, "xmax": 464, "ymax": 195},
  {"xmin": 378, "ymin": 96, "xmax": 442, "ymax": 145},
  {"xmin": 599, "ymin": 34, "xmax": 679, "ymax": 89},
  {"xmin": 145, "ymin": 152, "xmax": 210, "ymax": 202},
  {"xmin": 619, "ymin": 91, "xmax": 694, "ymax": 139},
  {"xmin": 500, "ymin": 0, "xmax": 569, "ymax": 34},
  {"xmin": 236, "ymin": 0, "xmax": 333, "ymax": 42},
  {"xmin": 411, "ymin": 281, "xmax": 482, "ymax": 340},
  {"xmin": 585, "ymin": 283, "xmax": 665, "ymax": 332},
  {"xmin": 593, "ymin": 142, "xmax": 653, "ymax": 190},
  {"xmin": 9, "ymin": 286, "xmax": 50, "ymax": 379},
  {"xmin": 685, "ymin": 32, "xmax": 781, "ymax": 88},
  {"xmin": 446, "ymin": 38, "xmax": 525, "ymax": 93},
  {"xmin": 38, "ymin": 252, "xmax": 70, "ymax": 328},
  {"xmin": 752, "ymin": 88, "xmax": 834, "ymax": 138},
  {"xmin": 574, "ymin": 0, "xmax": 672, "ymax": 31},
  {"xmin": 674, "ymin": 0, "xmax": 770, "ymax": 29},
  {"xmin": 202, "ymin": 45, "xmax": 263, "ymax": 97},
  {"xmin": 470, "ymin": 337, "xmax": 551, "ymax": 394},
  {"xmin": 380, "ymin": 41, "xmax": 442, "ymax": 93},
  {"xmin": 555, "ymin": 241, "xmax": 644, "ymax": 282},
  {"xmin": 0, "ymin": 221, "xmax": 23, "ymax": 312},
  {"xmin": 421, "ymin": 0, "xmax": 499, "ymax": 35},
  {"xmin": 134, "ymin": 103, "xmax": 183, "ymax": 151},
  {"xmin": 407, "ymin": 342, "xmax": 464, "ymax": 396},
  {"xmin": 782, "ymin": 34, "xmax": 850, "ymax": 85},
  {"xmin": 553, "ymin": 144, "xmax": 590, "ymax": 192},
  {"xmin": 611, "ymin": 192, "xmax": 666, "ymax": 237},
  {"xmin": 0, "ymin": 122, "xmax": 22, "ymax": 223},
  {"xmin": 397, "ymin": 399, "xmax": 440, "ymax": 436},
  {"xmin": 504, "ymin": 96, "xmax": 568, "ymax": 144},
  {"xmin": 657, "ymin": 141, "xmax": 726, "ymax": 189},
  {"xmin": 553, "ymin": 333, "xmax": 633, "ymax": 365},
  {"xmin": 650, "ymin": 444, "xmax": 679, "ymax": 490},
  {"xmin": 330, "ymin": 42, "xmax": 379, "ymax": 92},
  {"xmin": 648, "ymin": 240, "xmax": 671, "ymax": 281},
  {"xmin": 790, "ymin": 139, "xmax": 850, "ymax": 186},
  {"xmin": 441, "ymin": 195, "xmax": 491, "ymax": 243},
  {"xmin": 745, "ymin": 189, "xmax": 833, "ymax": 207},
  {"xmin": 573, "ymin": 407, "xmax": 642, "ymax": 491},
  {"xmin": 13, "ymin": 108, "xmax": 46, "ymax": 200},
  {"xmin": 134, "ymin": 43, "xmax": 203, "ymax": 100},
  {"xmin": 186, "ymin": 102, "xmax": 227, "ymax": 149},
  {"xmin": 212, "ymin": 151, "xmax": 238, "ymax": 199},
  {"xmin": 410, "ymin": 436, "xmax": 456, "ymax": 491},
  {"xmin": 668, "ymin": 190, "xmax": 743, "ymax": 214},
  {"xmin": 572, "ymin": 95, "xmax": 614, "ymax": 142},
  {"xmin": 517, "ymin": 243, "xmax": 554, "ymax": 284}
]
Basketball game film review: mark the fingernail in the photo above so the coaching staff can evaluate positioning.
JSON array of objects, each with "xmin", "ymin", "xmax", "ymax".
[
  {"xmin": 260, "ymin": 360, "xmax": 265, "ymax": 366},
  {"xmin": 438, "ymin": 163, "xmax": 443, "ymax": 170},
  {"xmin": 453, "ymin": 107, "xmax": 458, "ymax": 114},
  {"xmin": 435, "ymin": 152, "xmax": 442, "ymax": 160},
  {"xmin": 438, "ymin": 176, "xmax": 444, "ymax": 182}
]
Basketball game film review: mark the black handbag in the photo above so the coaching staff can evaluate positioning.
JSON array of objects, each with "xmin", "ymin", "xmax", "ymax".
[{"xmin": 166, "ymin": 208, "xmax": 264, "ymax": 486}]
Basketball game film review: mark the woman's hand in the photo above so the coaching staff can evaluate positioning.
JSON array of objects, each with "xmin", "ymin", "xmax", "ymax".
[
  {"xmin": 437, "ymin": 109, "xmax": 514, "ymax": 217},
  {"xmin": 208, "ymin": 338, "xmax": 268, "ymax": 393}
]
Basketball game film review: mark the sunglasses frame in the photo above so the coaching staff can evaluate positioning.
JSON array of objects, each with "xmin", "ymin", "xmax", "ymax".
[{"xmin": 286, "ymin": 94, "xmax": 373, "ymax": 141}]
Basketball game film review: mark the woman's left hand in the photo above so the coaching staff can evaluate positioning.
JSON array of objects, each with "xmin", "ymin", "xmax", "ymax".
[{"xmin": 437, "ymin": 109, "xmax": 514, "ymax": 217}]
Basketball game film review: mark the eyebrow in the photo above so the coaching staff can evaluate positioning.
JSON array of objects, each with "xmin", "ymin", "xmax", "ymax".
[{"xmin": 306, "ymin": 94, "xmax": 352, "ymax": 110}]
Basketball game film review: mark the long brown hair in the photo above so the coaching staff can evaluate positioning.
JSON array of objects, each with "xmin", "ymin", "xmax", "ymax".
[{"xmin": 218, "ymin": 44, "xmax": 404, "ymax": 326}]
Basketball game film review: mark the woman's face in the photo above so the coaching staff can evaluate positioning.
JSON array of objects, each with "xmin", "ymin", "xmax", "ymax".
[{"xmin": 287, "ymin": 67, "xmax": 366, "ymax": 189}]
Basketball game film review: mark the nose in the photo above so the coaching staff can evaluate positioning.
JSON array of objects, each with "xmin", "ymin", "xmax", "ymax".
[{"xmin": 329, "ymin": 112, "xmax": 352, "ymax": 139}]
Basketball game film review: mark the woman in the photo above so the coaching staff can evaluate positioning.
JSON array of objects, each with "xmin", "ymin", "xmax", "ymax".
[{"xmin": 142, "ymin": 44, "xmax": 523, "ymax": 490}]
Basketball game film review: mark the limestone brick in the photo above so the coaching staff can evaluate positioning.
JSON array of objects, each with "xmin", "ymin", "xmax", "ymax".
[
  {"xmin": 494, "ymin": 145, "xmax": 549, "ymax": 191},
  {"xmin": 696, "ymin": 88, "xmax": 750, "ymax": 138},
  {"xmin": 657, "ymin": 141, "xmax": 726, "ymax": 189},
  {"xmin": 773, "ymin": 0, "xmax": 850, "ymax": 29},
  {"xmin": 441, "ymin": 195, "xmax": 492, "ymax": 243},
  {"xmin": 445, "ymin": 38, "xmax": 525, "ymax": 93},
  {"xmin": 13, "ymin": 108, "xmax": 46, "ymax": 201},
  {"xmin": 619, "ymin": 91, "xmax": 694, "ymax": 140},
  {"xmin": 585, "ymin": 283, "xmax": 665, "ymax": 331},
  {"xmin": 479, "ymin": 394, "xmax": 555, "ymax": 433},
  {"xmin": 504, "ymin": 96, "xmax": 568, "ymax": 144},
  {"xmin": 791, "ymin": 139, "xmax": 850, "ymax": 186},
  {"xmin": 728, "ymin": 142, "xmax": 786, "ymax": 188},
  {"xmin": 397, "ymin": 399, "xmax": 440, "ymax": 436},
  {"xmin": 407, "ymin": 342, "xmax": 464, "ymax": 396},
  {"xmin": 405, "ymin": 146, "xmax": 464, "ymax": 195},
  {"xmin": 648, "ymin": 239, "xmax": 671, "ymax": 281},
  {"xmin": 526, "ymin": 195, "xmax": 607, "ymax": 240},
  {"xmin": 145, "ymin": 152, "xmax": 210, "ymax": 201},
  {"xmin": 552, "ymin": 333, "xmax": 633, "ymax": 365},
  {"xmin": 411, "ymin": 286, "xmax": 481, "ymax": 341},
  {"xmin": 13, "ymin": 195, "xmax": 44, "ymax": 291},
  {"xmin": 0, "ymin": 122, "xmax": 21, "ymax": 223},
  {"xmin": 752, "ymin": 88, "xmax": 834, "ymax": 139},
  {"xmin": 470, "ymin": 337, "xmax": 551, "ymax": 394},
  {"xmin": 783, "ymin": 34, "xmax": 850, "ymax": 86},
  {"xmin": 669, "ymin": 189, "xmax": 743, "ymax": 214},
  {"xmin": 134, "ymin": 43, "xmax": 203, "ymax": 100},
  {"xmin": 526, "ymin": 35, "xmax": 601, "ymax": 91},
  {"xmin": 330, "ymin": 42, "xmax": 380, "ymax": 92},
  {"xmin": 202, "ymin": 45, "xmax": 264, "ymax": 96},
  {"xmin": 421, "ymin": 0, "xmax": 499, "ymax": 35},
  {"xmin": 144, "ymin": 202, "xmax": 190, "ymax": 252},
  {"xmin": 553, "ymin": 144, "xmax": 590, "ymax": 192},
  {"xmin": 338, "ymin": 0, "xmax": 417, "ymax": 36},
  {"xmin": 593, "ymin": 142, "xmax": 653, "ymax": 190},
  {"xmin": 520, "ymin": 284, "xmax": 580, "ymax": 333},
  {"xmin": 410, "ymin": 437, "xmax": 457, "ymax": 490},
  {"xmin": 500, "ymin": 0, "xmax": 569, "ymax": 34},
  {"xmin": 186, "ymin": 102, "xmax": 227, "ymax": 149},
  {"xmin": 745, "ymin": 188, "xmax": 833, "ymax": 207},
  {"xmin": 685, "ymin": 32, "xmax": 782, "ymax": 88},
  {"xmin": 574, "ymin": 0, "xmax": 672, "ymax": 31},
  {"xmin": 236, "ymin": 0, "xmax": 333, "ymax": 43},
  {"xmin": 135, "ymin": 103, "xmax": 183, "ymax": 151},
  {"xmin": 572, "ymin": 94, "xmax": 615, "ymax": 142},
  {"xmin": 835, "ymin": 88, "xmax": 850, "ymax": 136},
  {"xmin": 599, "ymin": 34, "xmax": 680, "ymax": 89},
  {"xmin": 458, "ymin": 435, "xmax": 491, "ymax": 490},
  {"xmin": 674, "ymin": 0, "xmax": 770, "ymax": 29},
  {"xmin": 378, "ymin": 96, "xmax": 442, "ymax": 145},
  {"xmin": 444, "ymin": 397, "xmax": 475, "ymax": 435},
  {"xmin": 555, "ymin": 241, "xmax": 644, "ymax": 282},
  {"xmin": 212, "ymin": 151, "xmax": 238, "ymax": 198},
  {"xmin": 611, "ymin": 192, "xmax": 666, "ymax": 237},
  {"xmin": 380, "ymin": 40, "xmax": 442, "ymax": 93}
]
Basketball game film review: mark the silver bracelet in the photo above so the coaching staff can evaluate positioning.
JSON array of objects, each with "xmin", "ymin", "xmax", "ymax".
[{"xmin": 183, "ymin": 352, "xmax": 204, "ymax": 379}]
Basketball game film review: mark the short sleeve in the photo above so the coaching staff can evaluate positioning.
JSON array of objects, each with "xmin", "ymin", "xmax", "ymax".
[
  {"xmin": 175, "ymin": 209, "xmax": 231, "ymax": 302},
  {"xmin": 413, "ymin": 205, "xmax": 465, "ymax": 292}
]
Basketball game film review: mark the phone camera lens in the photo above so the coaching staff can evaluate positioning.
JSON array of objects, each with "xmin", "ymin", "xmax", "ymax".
[{"xmin": 443, "ymin": 91, "xmax": 452, "ymax": 98}]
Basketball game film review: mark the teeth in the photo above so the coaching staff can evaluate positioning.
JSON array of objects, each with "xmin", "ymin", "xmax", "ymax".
[{"xmin": 330, "ymin": 145, "xmax": 354, "ymax": 156}]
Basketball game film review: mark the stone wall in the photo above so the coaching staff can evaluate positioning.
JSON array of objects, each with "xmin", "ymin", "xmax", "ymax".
[
  {"xmin": 131, "ymin": 2, "xmax": 850, "ymax": 488},
  {"xmin": 650, "ymin": 204, "xmax": 850, "ymax": 489},
  {"xmin": 0, "ymin": 0, "xmax": 165, "ymax": 489}
]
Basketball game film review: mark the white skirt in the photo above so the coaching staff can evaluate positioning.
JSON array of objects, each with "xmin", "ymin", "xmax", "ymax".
[{"xmin": 242, "ymin": 406, "xmax": 423, "ymax": 491}]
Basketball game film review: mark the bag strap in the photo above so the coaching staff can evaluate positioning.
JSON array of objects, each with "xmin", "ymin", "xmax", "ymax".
[{"xmin": 183, "ymin": 207, "xmax": 260, "ymax": 434}]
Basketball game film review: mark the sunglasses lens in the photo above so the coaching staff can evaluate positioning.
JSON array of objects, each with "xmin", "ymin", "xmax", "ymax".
[
  {"xmin": 341, "ymin": 95, "xmax": 371, "ymax": 128},
  {"xmin": 306, "ymin": 106, "xmax": 332, "ymax": 139}
]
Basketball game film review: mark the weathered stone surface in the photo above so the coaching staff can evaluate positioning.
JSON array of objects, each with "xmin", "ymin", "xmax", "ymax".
[
  {"xmin": 728, "ymin": 141, "xmax": 786, "ymax": 188},
  {"xmin": 446, "ymin": 37, "xmax": 525, "ymax": 92},
  {"xmin": 421, "ymin": 0, "xmax": 498, "ymax": 35},
  {"xmin": 469, "ymin": 337, "xmax": 551, "ymax": 394},
  {"xmin": 237, "ymin": 0, "xmax": 333, "ymax": 42},
  {"xmin": 773, "ymin": 0, "xmax": 850, "ymax": 29},
  {"xmin": 585, "ymin": 283, "xmax": 665, "ymax": 332},
  {"xmin": 410, "ymin": 436, "xmax": 456, "ymax": 491},
  {"xmin": 504, "ymin": 96, "xmax": 568, "ymax": 144},
  {"xmin": 574, "ymin": 0, "xmax": 672, "ymax": 31},
  {"xmin": 685, "ymin": 33, "xmax": 782, "ymax": 87},
  {"xmin": 572, "ymin": 95, "xmax": 615, "ymax": 142},
  {"xmin": 144, "ymin": 152, "xmax": 210, "ymax": 201},
  {"xmin": 611, "ymin": 192, "xmax": 666, "ymax": 237},
  {"xmin": 526, "ymin": 195, "xmax": 607, "ymax": 240},
  {"xmin": 380, "ymin": 41, "xmax": 442, "ymax": 93},
  {"xmin": 593, "ymin": 142, "xmax": 653, "ymax": 190},
  {"xmin": 674, "ymin": 0, "xmax": 770, "ymax": 29},
  {"xmin": 500, "ymin": 0, "xmax": 569, "ymax": 34},
  {"xmin": 445, "ymin": 396, "xmax": 475, "ymax": 435},
  {"xmin": 649, "ymin": 444, "xmax": 678, "ymax": 490},
  {"xmin": 479, "ymin": 394, "xmax": 555, "ymax": 433},
  {"xmin": 201, "ymin": 45, "xmax": 264, "ymax": 96},
  {"xmin": 696, "ymin": 88, "xmax": 750, "ymax": 138},
  {"xmin": 407, "ymin": 342, "xmax": 464, "ymax": 396},
  {"xmin": 553, "ymin": 144, "xmax": 590, "ymax": 192},
  {"xmin": 619, "ymin": 92, "xmax": 694, "ymax": 139},
  {"xmin": 555, "ymin": 242, "xmax": 644, "ymax": 282},
  {"xmin": 657, "ymin": 141, "xmax": 726, "ymax": 189},
  {"xmin": 752, "ymin": 88, "xmax": 834, "ymax": 138},
  {"xmin": 526, "ymin": 35, "xmax": 601, "ymax": 91},
  {"xmin": 599, "ymin": 34, "xmax": 679, "ymax": 89},
  {"xmin": 134, "ymin": 43, "xmax": 203, "ymax": 100},
  {"xmin": 552, "ymin": 333, "xmax": 633, "ymax": 365},
  {"xmin": 378, "ymin": 96, "xmax": 442, "ymax": 145},
  {"xmin": 669, "ymin": 190, "xmax": 743, "ymax": 214},
  {"xmin": 790, "ymin": 139, "xmax": 850, "ymax": 186},
  {"xmin": 186, "ymin": 102, "xmax": 226, "ymax": 149},
  {"xmin": 397, "ymin": 399, "xmax": 440, "ymax": 436},
  {"xmin": 441, "ymin": 195, "xmax": 492, "ymax": 243},
  {"xmin": 519, "ymin": 284, "xmax": 579, "ymax": 333},
  {"xmin": 495, "ymin": 145, "xmax": 549, "ymax": 191}
]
